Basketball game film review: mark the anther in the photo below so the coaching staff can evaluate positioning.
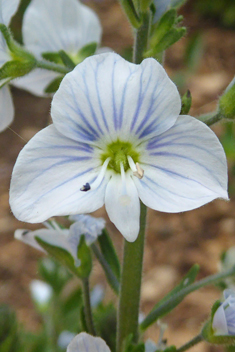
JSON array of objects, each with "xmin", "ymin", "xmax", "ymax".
[
  {"xmin": 133, "ymin": 162, "xmax": 144, "ymax": 179},
  {"xmin": 80, "ymin": 183, "xmax": 91, "ymax": 192}
]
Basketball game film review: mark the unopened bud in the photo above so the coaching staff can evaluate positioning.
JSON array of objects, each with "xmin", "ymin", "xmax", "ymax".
[{"xmin": 219, "ymin": 77, "xmax": 235, "ymax": 120}]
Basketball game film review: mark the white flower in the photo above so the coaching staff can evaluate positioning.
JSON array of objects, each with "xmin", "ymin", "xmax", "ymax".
[
  {"xmin": 0, "ymin": 0, "xmax": 20, "ymax": 132},
  {"xmin": 10, "ymin": 53, "xmax": 228, "ymax": 242},
  {"xmin": 14, "ymin": 215, "xmax": 105, "ymax": 261},
  {"xmin": 66, "ymin": 332, "xmax": 110, "ymax": 352},
  {"xmin": 30, "ymin": 279, "xmax": 53, "ymax": 306},
  {"xmin": 212, "ymin": 289, "xmax": 235, "ymax": 335},
  {"xmin": 13, "ymin": 0, "xmax": 103, "ymax": 97}
]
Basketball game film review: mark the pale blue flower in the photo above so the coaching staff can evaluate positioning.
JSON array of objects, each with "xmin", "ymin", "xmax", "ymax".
[
  {"xmin": 67, "ymin": 332, "xmax": 110, "ymax": 352},
  {"xmin": 0, "ymin": 0, "xmax": 20, "ymax": 131},
  {"xmin": 13, "ymin": 0, "xmax": 103, "ymax": 97},
  {"xmin": 212, "ymin": 290, "xmax": 235, "ymax": 335},
  {"xmin": 10, "ymin": 52, "xmax": 228, "ymax": 242}
]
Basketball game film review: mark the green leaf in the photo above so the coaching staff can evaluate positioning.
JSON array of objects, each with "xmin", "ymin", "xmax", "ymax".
[
  {"xmin": 98, "ymin": 229, "xmax": 121, "ymax": 280},
  {"xmin": 76, "ymin": 235, "xmax": 93, "ymax": 278},
  {"xmin": 38, "ymin": 257, "xmax": 72, "ymax": 294},
  {"xmin": 41, "ymin": 51, "xmax": 62, "ymax": 64},
  {"xmin": 44, "ymin": 75, "xmax": 64, "ymax": 94},
  {"xmin": 180, "ymin": 89, "xmax": 192, "ymax": 114},
  {"xmin": 148, "ymin": 26, "xmax": 186, "ymax": 55},
  {"xmin": 151, "ymin": 9, "xmax": 177, "ymax": 46},
  {"xmin": 35, "ymin": 237, "xmax": 79, "ymax": 277},
  {"xmin": 58, "ymin": 50, "xmax": 75, "ymax": 69},
  {"xmin": 140, "ymin": 264, "xmax": 200, "ymax": 330},
  {"xmin": 0, "ymin": 59, "xmax": 36, "ymax": 80},
  {"xmin": 77, "ymin": 42, "xmax": 98, "ymax": 62}
]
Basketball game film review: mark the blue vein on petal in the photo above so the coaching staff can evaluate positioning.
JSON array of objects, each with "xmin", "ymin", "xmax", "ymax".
[
  {"xmin": 65, "ymin": 84, "xmax": 100, "ymax": 140},
  {"xmin": 112, "ymin": 58, "xmax": 118, "ymax": 130},
  {"xmin": 147, "ymin": 138, "xmax": 225, "ymax": 165},
  {"xmin": 93, "ymin": 58, "xmax": 109, "ymax": 132},
  {"xmin": 130, "ymin": 63, "xmax": 153, "ymax": 132},
  {"xmin": 118, "ymin": 66, "xmax": 137, "ymax": 130},
  {"xmin": 18, "ymin": 157, "xmax": 93, "ymax": 197},
  {"xmin": 82, "ymin": 68, "xmax": 104, "ymax": 135},
  {"xmin": 148, "ymin": 151, "xmax": 224, "ymax": 187},
  {"xmin": 140, "ymin": 176, "xmax": 217, "ymax": 203},
  {"xmin": 17, "ymin": 167, "xmax": 94, "ymax": 217}
]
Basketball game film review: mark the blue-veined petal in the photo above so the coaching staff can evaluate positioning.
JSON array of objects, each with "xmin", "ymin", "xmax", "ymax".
[
  {"xmin": 0, "ymin": 85, "xmax": 14, "ymax": 132},
  {"xmin": 10, "ymin": 124, "xmax": 108, "ymax": 222},
  {"xmin": 67, "ymin": 332, "xmax": 110, "ymax": 352},
  {"xmin": 105, "ymin": 173, "xmax": 140, "ymax": 242},
  {"xmin": 134, "ymin": 115, "xmax": 228, "ymax": 212},
  {"xmin": 0, "ymin": 0, "xmax": 20, "ymax": 25},
  {"xmin": 51, "ymin": 53, "xmax": 181, "ymax": 145},
  {"xmin": 12, "ymin": 68, "xmax": 59, "ymax": 97},
  {"xmin": 14, "ymin": 228, "xmax": 70, "ymax": 253},
  {"xmin": 22, "ymin": 0, "xmax": 102, "ymax": 57}
]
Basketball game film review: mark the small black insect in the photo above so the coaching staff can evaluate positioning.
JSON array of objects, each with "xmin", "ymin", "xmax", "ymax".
[{"xmin": 80, "ymin": 183, "xmax": 91, "ymax": 192}]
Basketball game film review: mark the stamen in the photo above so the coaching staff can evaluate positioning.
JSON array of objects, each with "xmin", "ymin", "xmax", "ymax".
[
  {"xmin": 80, "ymin": 157, "xmax": 111, "ymax": 192},
  {"xmin": 134, "ymin": 163, "xmax": 144, "ymax": 179},
  {"xmin": 119, "ymin": 162, "xmax": 131, "ymax": 205},
  {"xmin": 127, "ymin": 156, "xmax": 144, "ymax": 179}
]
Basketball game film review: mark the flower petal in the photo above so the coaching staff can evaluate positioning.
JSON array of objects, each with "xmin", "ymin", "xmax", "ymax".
[
  {"xmin": 14, "ymin": 229, "xmax": 45, "ymax": 252},
  {"xmin": 0, "ymin": 34, "xmax": 10, "ymax": 66},
  {"xmin": 105, "ymin": 173, "xmax": 140, "ymax": 242},
  {"xmin": 22, "ymin": 0, "xmax": 102, "ymax": 57},
  {"xmin": 0, "ymin": 0, "xmax": 20, "ymax": 25},
  {"xmin": 51, "ymin": 53, "xmax": 181, "ymax": 145},
  {"xmin": 212, "ymin": 304, "xmax": 229, "ymax": 335},
  {"xmin": 67, "ymin": 332, "xmax": 110, "ymax": 352},
  {"xmin": 134, "ymin": 115, "xmax": 228, "ymax": 212},
  {"xmin": 0, "ymin": 85, "xmax": 14, "ymax": 132},
  {"xmin": 10, "ymin": 124, "xmax": 108, "ymax": 223},
  {"xmin": 12, "ymin": 69, "xmax": 59, "ymax": 97}
]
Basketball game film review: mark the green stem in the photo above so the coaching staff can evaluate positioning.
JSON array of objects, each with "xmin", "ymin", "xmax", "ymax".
[
  {"xmin": 116, "ymin": 203, "xmax": 147, "ymax": 352},
  {"xmin": 140, "ymin": 265, "xmax": 235, "ymax": 330},
  {"xmin": 133, "ymin": 11, "xmax": 151, "ymax": 64},
  {"xmin": 91, "ymin": 243, "xmax": 119, "ymax": 294},
  {"xmin": 198, "ymin": 112, "xmax": 224, "ymax": 126},
  {"xmin": 36, "ymin": 59, "xmax": 70, "ymax": 74},
  {"xmin": 176, "ymin": 334, "xmax": 203, "ymax": 352},
  {"xmin": 82, "ymin": 278, "xmax": 96, "ymax": 336}
]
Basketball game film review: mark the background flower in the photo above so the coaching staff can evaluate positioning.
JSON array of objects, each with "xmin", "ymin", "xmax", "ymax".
[
  {"xmin": 10, "ymin": 53, "xmax": 228, "ymax": 241},
  {"xmin": 212, "ymin": 289, "xmax": 235, "ymax": 335},
  {"xmin": 67, "ymin": 332, "xmax": 110, "ymax": 352},
  {"xmin": 13, "ymin": 0, "xmax": 103, "ymax": 96},
  {"xmin": 0, "ymin": 0, "xmax": 20, "ymax": 131}
]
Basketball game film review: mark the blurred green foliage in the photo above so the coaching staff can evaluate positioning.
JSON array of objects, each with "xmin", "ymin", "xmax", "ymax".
[{"xmin": 194, "ymin": 0, "xmax": 235, "ymax": 28}]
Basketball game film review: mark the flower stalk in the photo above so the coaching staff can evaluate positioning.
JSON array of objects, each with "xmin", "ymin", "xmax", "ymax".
[
  {"xmin": 36, "ymin": 60, "xmax": 70, "ymax": 75},
  {"xmin": 82, "ymin": 278, "xmax": 96, "ymax": 336},
  {"xmin": 116, "ymin": 202, "xmax": 147, "ymax": 352},
  {"xmin": 176, "ymin": 334, "xmax": 203, "ymax": 352}
]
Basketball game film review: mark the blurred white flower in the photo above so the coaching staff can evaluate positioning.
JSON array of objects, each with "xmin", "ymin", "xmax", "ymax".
[
  {"xmin": 67, "ymin": 332, "xmax": 110, "ymax": 352},
  {"xmin": 13, "ymin": 0, "xmax": 103, "ymax": 96},
  {"xmin": 0, "ymin": 0, "xmax": 20, "ymax": 131},
  {"xmin": 15, "ymin": 215, "xmax": 105, "ymax": 261},
  {"xmin": 30, "ymin": 279, "xmax": 53, "ymax": 307},
  {"xmin": 219, "ymin": 247, "xmax": 235, "ymax": 288},
  {"xmin": 212, "ymin": 289, "xmax": 235, "ymax": 335},
  {"xmin": 10, "ymin": 53, "xmax": 228, "ymax": 242}
]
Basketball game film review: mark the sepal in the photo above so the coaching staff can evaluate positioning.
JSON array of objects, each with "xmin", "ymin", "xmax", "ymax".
[
  {"xmin": 202, "ymin": 319, "xmax": 235, "ymax": 345},
  {"xmin": 44, "ymin": 75, "xmax": 63, "ymax": 94},
  {"xmin": 35, "ymin": 235, "xmax": 92, "ymax": 279},
  {"xmin": 146, "ymin": 9, "xmax": 186, "ymax": 56},
  {"xmin": 219, "ymin": 77, "xmax": 235, "ymax": 120},
  {"xmin": 180, "ymin": 90, "xmax": 192, "ymax": 114}
]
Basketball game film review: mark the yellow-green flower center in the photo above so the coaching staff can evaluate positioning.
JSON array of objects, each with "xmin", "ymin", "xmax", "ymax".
[{"xmin": 100, "ymin": 140, "xmax": 140, "ymax": 173}]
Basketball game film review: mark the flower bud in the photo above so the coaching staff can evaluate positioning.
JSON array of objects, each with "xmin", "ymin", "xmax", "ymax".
[
  {"xmin": 219, "ymin": 77, "xmax": 235, "ymax": 120},
  {"xmin": 202, "ymin": 290, "xmax": 235, "ymax": 345}
]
